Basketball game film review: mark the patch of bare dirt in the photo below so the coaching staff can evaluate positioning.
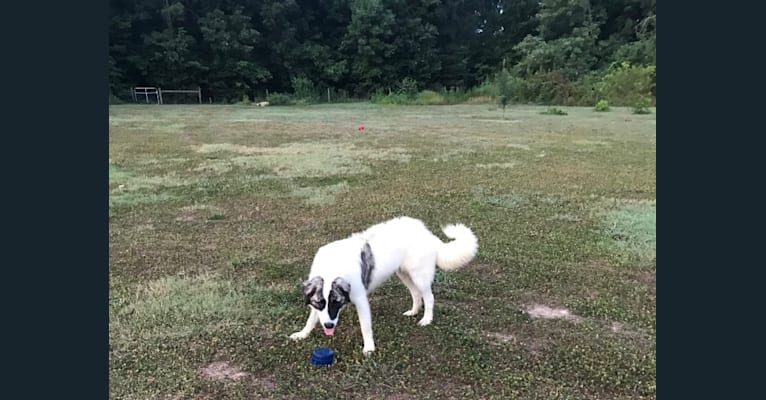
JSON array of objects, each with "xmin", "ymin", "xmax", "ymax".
[
  {"xmin": 484, "ymin": 330, "xmax": 546, "ymax": 360},
  {"xmin": 251, "ymin": 373, "xmax": 278, "ymax": 392},
  {"xmin": 637, "ymin": 270, "xmax": 656, "ymax": 287},
  {"xmin": 200, "ymin": 361, "xmax": 249, "ymax": 382},
  {"xmin": 485, "ymin": 331, "xmax": 517, "ymax": 344},
  {"xmin": 523, "ymin": 304, "xmax": 581, "ymax": 322},
  {"xmin": 469, "ymin": 263, "xmax": 506, "ymax": 277}
]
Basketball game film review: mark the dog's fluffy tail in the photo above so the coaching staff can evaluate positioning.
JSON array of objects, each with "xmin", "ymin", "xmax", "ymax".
[{"xmin": 436, "ymin": 224, "xmax": 478, "ymax": 271}]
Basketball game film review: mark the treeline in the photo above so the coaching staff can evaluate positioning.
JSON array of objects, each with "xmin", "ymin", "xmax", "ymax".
[{"xmin": 109, "ymin": 0, "xmax": 656, "ymax": 105}]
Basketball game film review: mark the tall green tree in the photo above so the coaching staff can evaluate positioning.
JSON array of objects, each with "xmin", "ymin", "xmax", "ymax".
[
  {"xmin": 283, "ymin": 0, "xmax": 351, "ymax": 92},
  {"xmin": 385, "ymin": 0, "xmax": 441, "ymax": 87},
  {"xmin": 340, "ymin": 0, "xmax": 399, "ymax": 94},
  {"xmin": 430, "ymin": 0, "xmax": 482, "ymax": 88},
  {"xmin": 199, "ymin": 7, "xmax": 270, "ymax": 100},
  {"xmin": 513, "ymin": 0, "xmax": 600, "ymax": 80},
  {"xmin": 142, "ymin": 27, "xmax": 203, "ymax": 87},
  {"xmin": 340, "ymin": 0, "xmax": 441, "ymax": 95},
  {"xmin": 257, "ymin": 0, "xmax": 301, "ymax": 91}
]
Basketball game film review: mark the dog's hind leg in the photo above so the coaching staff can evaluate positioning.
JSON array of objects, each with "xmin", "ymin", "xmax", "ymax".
[
  {"xmin": 289, "ymin": 308, "xmax": 318, "ymax": 340},
  {"xmin": 416, "ymin": 285, "xmax": 434, "ymax": 326},
  {"xmin": 396, "ymin": 270, "xmax": 422, "ymax": 317},
  {"xmin": 407, "ymin": 255, "xmax": 436, "ymax": 326},
  {"xmin": 409, "ymin": 274, "xmax": 435, "ymax": 326}
]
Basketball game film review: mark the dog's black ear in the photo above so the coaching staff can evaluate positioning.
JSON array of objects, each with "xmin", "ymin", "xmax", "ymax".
[
  {"xmin": 332, "ymin": 278, "xmax": 351, "ymax": 303},
  {"xmin": 302, "ymin": 276, "xmax": 323, "ymax": 305}
]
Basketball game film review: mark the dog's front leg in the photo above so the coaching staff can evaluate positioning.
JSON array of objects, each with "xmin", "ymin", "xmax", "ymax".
[
  {"xmin": 289, "ymin": 308, "xmax": 318, "ymax": 340},
  {"xmin": 355, "ymin": 298, "xmax": 375, "ymax": 354}
]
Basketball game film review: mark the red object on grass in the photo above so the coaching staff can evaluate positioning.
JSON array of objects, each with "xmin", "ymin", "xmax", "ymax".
[{"xmin": 357, "ymin": 125, "xmax": 365, "ymax": 131}]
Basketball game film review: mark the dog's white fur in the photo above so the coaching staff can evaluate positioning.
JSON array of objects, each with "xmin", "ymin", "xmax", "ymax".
[{"xmin": 289, "ymin": 216, "xmax": 478, "ymax": 354}]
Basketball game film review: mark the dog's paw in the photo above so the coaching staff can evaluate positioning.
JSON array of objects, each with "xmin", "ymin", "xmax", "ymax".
[
  {"xmin": 289, "ymin": 331, "xmax": 309, "ymax": 340},
  {"xmin": 417, "ymin": 317, "xmax": 432, "ymax": 326},
  {"xmin": 363, "ymin": 345, "xmax": 376, "ymax": 355},
  {"xmin": 402, "ymin": 309, "xmax": 418, "ymax": 317}
]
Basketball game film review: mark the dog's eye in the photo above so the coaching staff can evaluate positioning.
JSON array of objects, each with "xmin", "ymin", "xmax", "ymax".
[{"xmin": 311, "ymin": 300, "xmax": 326, "ymax": 310}]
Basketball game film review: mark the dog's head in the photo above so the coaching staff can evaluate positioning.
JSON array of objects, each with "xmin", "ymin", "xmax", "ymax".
[{"xmin": 302, "ymin": 276, "xmax": 351, "ymax": 335}]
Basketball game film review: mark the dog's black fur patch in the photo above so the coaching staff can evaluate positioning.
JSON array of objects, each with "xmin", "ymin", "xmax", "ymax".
[
  {"xmin": 360, "ymin": 242, "xmax": 375, "ymax": 289},
  {"xmin": 302, "ymin": 276, "xmax": 325, "ymax": 310},
  {"xmin": 328, "ymin": 278, "xmax": 351, "ymax": 319}
]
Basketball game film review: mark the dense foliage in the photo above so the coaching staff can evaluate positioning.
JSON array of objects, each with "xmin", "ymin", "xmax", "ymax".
[{"xmin": 110, "ymin": 0, "xmax": 655, "ymax": 105}]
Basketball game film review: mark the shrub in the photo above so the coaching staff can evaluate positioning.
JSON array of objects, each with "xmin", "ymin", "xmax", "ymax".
[
  {"xmin": 442, "ymin": 87, "xmax": 471, "ymax": 103},
  {"xmin": 371, "ymin": 92, "xmax": 411, "ymax": 105},
  {"xmin": 415, "ymin": 90, "xmax": 446, "ymax": 105},
  {"xmin": 510, "ymin": 71, "xmax": 578, "ymax": 105},
  {"xmin": 573, "ymin": 71, "xmax": 602, "ymax": 106},
  {"xmin": 267, "ymin": 93, "xmax": 294, "ymax": 106},
  {"xmin": 540, "ymin": 107, "xmax": 568, "ymax": 115},
  {"xmin": 594, "ymin": 99, "xmax": 610, "ymax": 112},
  {"xmin": 509, "ymin": 76, "xmax": 534, "ymax": 103},
  {"xmin": 237, "ymin": 95, "xmax": 252, "ymax": 105},
  {"xmin": 109, "ymin": 92, "xmax": 125, "ymax": 105},
  {"xmin": 469, "ymin": 79, "xmax": 497, "ymax": 98},
  {"xmin": 291, "ymin": 76, "xmax": 317, "ymax": 102},
  {"xmin": 396, "ymin": 78, "xmax": 419, "ymax": 98},
  {"xmin": 599, "ymin": 62, "xmax": 654, "ymax": 106},
  {"xmin": 539, "ymin": 71, "xmax": 579, "ymax": 105},
  {"xmin": 632, "ymin": 98, "xmax": 652, "ymax": 114}
]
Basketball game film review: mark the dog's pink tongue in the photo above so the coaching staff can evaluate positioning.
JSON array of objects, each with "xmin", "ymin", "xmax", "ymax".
[{"xmin": 323, "ymin": 327, "xmax": 335, "ymax": 335}]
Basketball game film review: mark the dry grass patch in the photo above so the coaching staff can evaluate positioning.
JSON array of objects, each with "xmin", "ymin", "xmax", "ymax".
[
  {"xmin": 110, "ymin": 273, "xmax": 292, "ymax": 348},
  {"xmin": 506, "ymin": 143, "xmax": 532, "ymax": 151},
  {"xmin": 109, "ymin": 163, "xmax": 193, "ymax": 192},
  {"xmin": 476, "ymin": 162, "xmax": 519, "ymax": 169},
  {"xmin": 573, "ymin": 139, "xmax": 611, "ymax": 146},
  {"xmin": 176, "ymin": 204, "xmax": 226, "ymax": 222},
  {"xmin": 196, "ymin": 143, "xmax": 261, "ymax": 155},
  {"xmin": 111, "ymin": 273, "xmax": 249, "ymax": 343},
  {"xmin": 109, "ymin": 192, "xmax": 180, "ymax": 207},
  {"xmin": 193, "ymin": 141, "xmax": 408, "ymax": 178},
  {"xmin": 289, "ymin": 181, "xmax": 350, "ymax": 205}
]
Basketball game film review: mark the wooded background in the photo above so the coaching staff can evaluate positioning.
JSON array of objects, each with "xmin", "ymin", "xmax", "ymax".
[{"xmin": 109, "ymin": 0, "xmax": 656, "ymax": 105}]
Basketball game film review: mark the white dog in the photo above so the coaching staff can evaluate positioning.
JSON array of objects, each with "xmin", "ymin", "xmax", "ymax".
[{"xmin": 289, "ymin": 216, "xmax": 478, "ymax": 354}]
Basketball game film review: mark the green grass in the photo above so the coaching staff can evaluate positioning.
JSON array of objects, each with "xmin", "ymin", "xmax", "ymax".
[
  {"xmin": 109, "ymin": 103, "xmax": 656, "ymax": 399},
  {"xmin": 602, "ymin": 201, "xmax": 657, "ymax": 262}
]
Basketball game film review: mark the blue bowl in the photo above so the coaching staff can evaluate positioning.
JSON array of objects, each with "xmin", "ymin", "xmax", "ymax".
[{"xmin": 310, "ymin": 347, "xmax": 335, "ymax": 366}]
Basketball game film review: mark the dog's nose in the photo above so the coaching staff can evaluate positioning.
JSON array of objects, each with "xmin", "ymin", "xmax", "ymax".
[{"xmin": 324, "ymin": 322, "xmax": 335, "ymax": 329}]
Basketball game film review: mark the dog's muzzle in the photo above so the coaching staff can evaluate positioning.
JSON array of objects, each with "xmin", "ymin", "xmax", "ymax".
[{"xmin": 323, "ymin": 322, "xmax": 335, "ymax": 335}]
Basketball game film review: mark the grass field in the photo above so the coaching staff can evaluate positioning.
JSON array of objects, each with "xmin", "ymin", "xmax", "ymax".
[{"xmin": 109, "ymin": 103, "xmax": 656, "ymax": 399}]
